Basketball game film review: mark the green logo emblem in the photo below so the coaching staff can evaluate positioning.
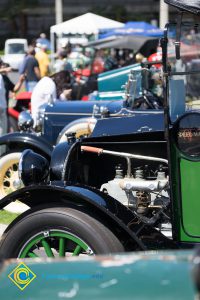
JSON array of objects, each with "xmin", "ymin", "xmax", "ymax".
[{"xmin": 8, "ymin": 262, "xmax": 36, "ymax": 290}]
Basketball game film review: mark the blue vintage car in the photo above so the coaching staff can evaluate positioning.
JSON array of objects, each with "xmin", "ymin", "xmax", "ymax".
[{"xmin": 0, "ymin": 64, "xmax": 163, "ymax": 199}]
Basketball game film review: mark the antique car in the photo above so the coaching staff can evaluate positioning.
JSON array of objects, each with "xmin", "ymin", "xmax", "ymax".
[
  {"xmin": 0, "ymin": 65, "xmax": 163, "ymax": 199},
  {"xmin": 95, "ymin": 62, "xmax": 141, "ymax": 100},
  {"xmin": 0, "ymin": 0, "xmax": 198, "ymax": 259}
]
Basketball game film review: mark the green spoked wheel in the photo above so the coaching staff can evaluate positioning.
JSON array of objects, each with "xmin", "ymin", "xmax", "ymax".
[
  {"xmin": 0, "ymin": 207, "xmax": 124, "ymax": 259},
  {"xmin": 19, "ymin": 230, "xmax": 93, "ymax": 258}
]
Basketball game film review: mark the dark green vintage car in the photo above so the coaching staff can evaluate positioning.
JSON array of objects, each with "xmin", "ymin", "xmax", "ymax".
[{"xmin": 0, "ymin": 0, "xmax": 200, "ymax": 263}]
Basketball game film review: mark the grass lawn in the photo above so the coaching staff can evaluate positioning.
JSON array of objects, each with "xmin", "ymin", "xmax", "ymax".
[{"xmin": 0, "ymin": 210, "xmax": 20, "ymax": 224}]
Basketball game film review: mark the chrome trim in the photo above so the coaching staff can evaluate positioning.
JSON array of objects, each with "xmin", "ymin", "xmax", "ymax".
[{"xmin": 45, "ymin": 112, "xmax": 96, "ymax": 116}]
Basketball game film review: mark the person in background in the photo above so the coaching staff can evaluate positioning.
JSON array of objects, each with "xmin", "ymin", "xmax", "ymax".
[
  {"xmin": 0, "ymin": 61, "xmax": 25, "ymax": 112},
  {"xmin": 19, "ymin": 46, "xmax": 40, "ymax": 92},
  {"xmin": 31, "ymin": 70, "xmax": 72, "ymax": 128},
  {"xmin": 36, "ymin": 33, "xmax": 51, "ymax": 51},
  {"xmin": 54, "ymin": 50, "xmax": 73, "ymax": 73},
  {"xmin": 135, "ymin": 52, "xmax": 146, "ymax": 63},
  {"xmin": 35, "ymin": 44, "xmax": 50, "ymax": 77},
  {"xmin": 91, "ymin": 49, "xmax": 105, "ymax": 74},
  {"xmin": 0, "ymin": 72, "xmax": 7, "ymax": 138}
]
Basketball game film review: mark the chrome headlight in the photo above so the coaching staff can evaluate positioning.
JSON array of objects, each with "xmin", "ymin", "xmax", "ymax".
[
  {"xmin": 18, "ymin": 149, "xmax": 49, "ymax": 186},
  {"xmin": 18, "ymin": 111, "xmax": 33, "ymax": 131}
]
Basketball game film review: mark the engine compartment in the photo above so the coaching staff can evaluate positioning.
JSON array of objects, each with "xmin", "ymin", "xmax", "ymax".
[{"xmin": 64, "ymin": 131, "xmax": 171, "ymax": 238}]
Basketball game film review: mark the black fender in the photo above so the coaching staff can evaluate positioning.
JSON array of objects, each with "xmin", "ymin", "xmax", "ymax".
[
  {"xmin": 50, "ymin": 141, "xmax": 80, "ymax": 181},
  {"xmin": 0, "ymin": 183, "xmax": 146, "ymax": 250},
  {"xmin": 0, "ymin": 132, "xmax": 53, "ymax": 159}
]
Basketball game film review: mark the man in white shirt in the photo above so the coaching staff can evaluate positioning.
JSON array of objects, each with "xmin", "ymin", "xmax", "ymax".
[
  {"xmin": 31, "ymin": 70, "xmax": 72, "ymax": 128},
  {"xmin": 31, "ymin": 76, "xmax": 56, "ymax": 127}
]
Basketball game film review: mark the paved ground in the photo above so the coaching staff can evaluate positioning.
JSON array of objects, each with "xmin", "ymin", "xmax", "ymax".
[
  {"xmin": 4, "ymin": 201, "xmax": 29, "ymax": 214},
  {"xmin": 0, "ymin": 224, "xmax": 7, "ymax": 237}
]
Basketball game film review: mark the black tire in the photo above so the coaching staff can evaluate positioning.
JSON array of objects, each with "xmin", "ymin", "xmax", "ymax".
[
  {"xmin": 8, "ymin": 116, "xmax": 18, "ymax": 133},
  {"xmin": 0, "ymin": 207, "xmax": 124, "ymax": 259}
]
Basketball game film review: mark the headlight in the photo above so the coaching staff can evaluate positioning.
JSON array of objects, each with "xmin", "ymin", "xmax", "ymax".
[
  {"xmin": 18, "ymin": 111, "xmax": 33, "ymax": 131},
  {"xmin": 18, "ymin": 150, "xmax": 49, "ymax": 186}
]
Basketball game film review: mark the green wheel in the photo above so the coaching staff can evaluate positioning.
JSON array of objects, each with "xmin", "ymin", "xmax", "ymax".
[
  {"xmin": 0, "ymin": 207, "xmax": 124, "ymax": 259},
  {"xmin": 19, "ymin": 230, "xmax": 92, "ymax": 258}
]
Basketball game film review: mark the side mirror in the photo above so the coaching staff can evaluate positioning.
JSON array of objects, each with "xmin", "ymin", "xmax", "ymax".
[{"xmin": 175, "ymin": 41, "xmax": 181, "ymax": 60}]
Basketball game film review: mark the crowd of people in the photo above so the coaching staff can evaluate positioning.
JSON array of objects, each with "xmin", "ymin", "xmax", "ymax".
[
  {"xmin": 0, "ymin": 33, "xmax": 75, "ymax": 133},
  {"xmin": 0, "ymin": 32, "xmax": 157, "ymax": 136}
]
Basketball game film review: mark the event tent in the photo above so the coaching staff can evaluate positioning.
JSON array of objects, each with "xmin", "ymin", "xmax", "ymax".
[
  {"xmin": 99, "ymin": 21, "xmax": 163, "ymax": 39},
  {"xmin": 50, "ymin": 13, "xmax": 124, "ymax": 63},
  {"xmin": 50, "ymin": 13, "xmax": 124, "ymax": 35}
]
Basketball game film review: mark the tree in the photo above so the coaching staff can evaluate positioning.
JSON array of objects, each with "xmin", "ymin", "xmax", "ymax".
[{"xmin": 0, "ymin": 0, "xmax": 38, "ymax": 37}]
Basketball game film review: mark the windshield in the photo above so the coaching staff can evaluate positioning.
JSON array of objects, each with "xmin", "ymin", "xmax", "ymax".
[
  {"xmin": 7, "ymin": 43, "xmax": 26, "ymax": 54},
  {"xmin": 167, "ymin": 21, "xmax": 200, "ymax": 121},
  {"xmin": 126, "ymin": 66, "xmax": 163, "ymax": 109}
]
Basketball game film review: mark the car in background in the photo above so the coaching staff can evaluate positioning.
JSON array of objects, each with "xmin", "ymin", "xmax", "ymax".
[{"xmin": 3, "ymin": 38, "xmax": 28, "ymax": 70}]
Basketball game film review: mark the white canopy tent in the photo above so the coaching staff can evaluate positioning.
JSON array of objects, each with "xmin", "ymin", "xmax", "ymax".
[{"xmin": 50, "ymin": 12, "xmax": 124, "ymax": 65}]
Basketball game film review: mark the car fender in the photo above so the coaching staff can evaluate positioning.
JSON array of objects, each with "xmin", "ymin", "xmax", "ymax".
[
  {"xmin": 56, "ymin": 117, "xmax": 97, "ymax": 144},
  {"xmin": 50, "ymin": 141, "xmax": 80, "ymax": 180},
  {"xmin": 0, "ymin": 183, "xmax": 146, "ymax": 250},
  {"xmin": 0, "ymin": 132, "xmax": 53, "ymax": 158}
]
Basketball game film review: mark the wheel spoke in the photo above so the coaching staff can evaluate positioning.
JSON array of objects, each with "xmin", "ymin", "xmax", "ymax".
[
  {"xmin": 3, "ymin": 164, "xmax": 19, "ymax": 194},
  {"xmin": 41, "ymin": 239, "xmax": 55, "ymax": 257},
  {"xmin": 59, "ymin": 237, "xmax": 65, "ymax": 257},
  {"xmin": 72, "ymin": 245, "xmax": 82, "ymax": 256},
  {"xmin": 28, "ymin": 252, "xmax": 38, "ymax": 258},
  {"xmin": 4, "ymin": 175, "xmax": 11, "ymax": 181},
  {"xmin": 19, "ymin": 231, "xmax": 90, "ymax": 258}
]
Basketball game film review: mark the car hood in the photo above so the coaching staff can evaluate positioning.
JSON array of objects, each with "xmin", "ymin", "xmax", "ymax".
[
  {"xmin": 44, "ymin": 100, "xmax": 123, "ymax": 117},
  {"xmin": 91, "ymin": 110, "xmax": 164, "ymax": 137}
]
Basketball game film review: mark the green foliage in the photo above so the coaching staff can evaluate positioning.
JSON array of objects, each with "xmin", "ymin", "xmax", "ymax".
[
  {"xmin": 0, "ymin": 0, "xmax": 38, "ymax": 19},
  {"xmin": 90, "ymin": 4, "xmax": 158, "ymax": 23},
  {"xmin": 91, "ymin": 5, "xmax": 127, "ymax": 22},
  {"xmin": 0, "ymin": 210, "xmax": 20, "ymax": 224}
]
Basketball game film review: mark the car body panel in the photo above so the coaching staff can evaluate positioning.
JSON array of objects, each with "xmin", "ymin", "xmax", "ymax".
[
  {"xmin": 97, "ymin": 63, "xmax": 141, "ymax": 92},
  {"xmin": 0, "ymin": 250, "xmax": 195, "ymax": 299},
  {"xmin": 96, "ymin": 63, "xmax": 141, "ymax": 100},
  {"xmin": 43, "ymin": 100, "xmax": 124, "ymax": 144},
  {"xmin": 90, "ymin": 110, "xmax": 164, "ymax": 137}
]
